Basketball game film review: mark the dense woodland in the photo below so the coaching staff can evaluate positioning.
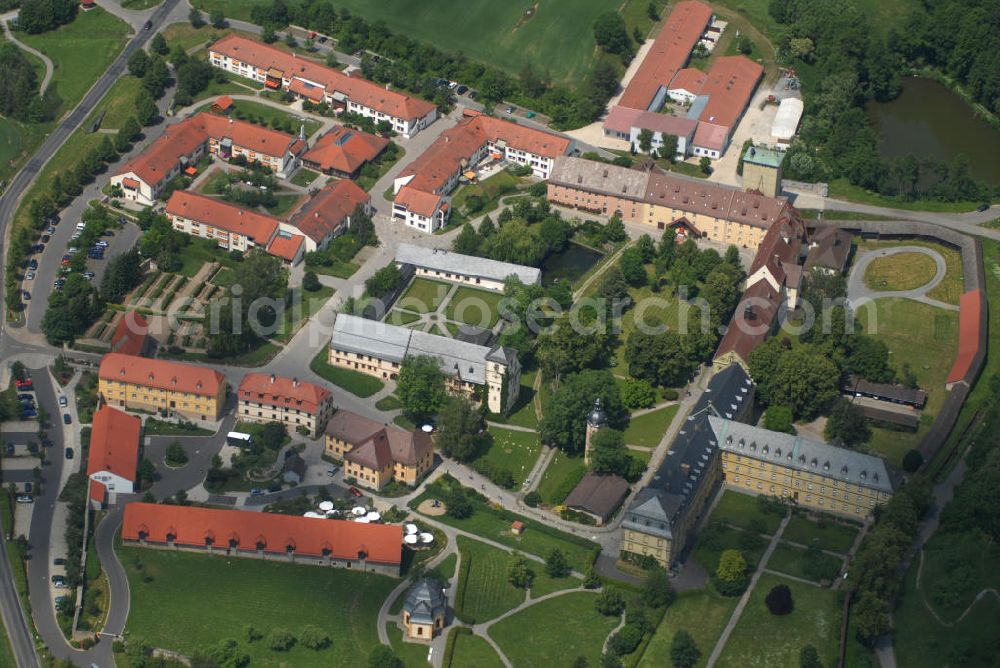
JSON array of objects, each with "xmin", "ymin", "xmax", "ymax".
[{"xmin": 770, "ymin": 0, "xmax": 999, "ymax": 201}]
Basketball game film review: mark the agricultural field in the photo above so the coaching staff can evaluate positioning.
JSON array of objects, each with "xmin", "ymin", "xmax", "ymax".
[
  {"xmin": 119, "ymin": 545, "xmax": 396, "ymax": 667},
  {"xmin": 454, "ymin": 536, "xmax": 527, "ymax": 623}
]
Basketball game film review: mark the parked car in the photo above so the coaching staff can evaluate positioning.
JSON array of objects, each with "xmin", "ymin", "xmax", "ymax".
[
  {"xmin": 53, "ymin": 557, "xmax": 66, "ymax": 566},
  {"xmin": 95, "ymin": 240, "xmax": 109, "ymax": 247},
  {"xmin": 249, "ymin": 488, "xmax": 264, "ymax": 496},
  {"xmin": 143, "ymin": 20, "xmax": 152, "ymax": 30},
  {"xmin": 456, "ymin": 85, "xmax": 468, "ymax": 95},
  {"xmin": 59, "ymin": 396, "xmax": 68, "ymax": 407},
  {"xmin": 327, "ymin": 466, "xmax": 339, "ymax": 477},
  {"xmin": 47, "ymin": 225, "xmax": 56, "ymax": 234},
  {"xmin": 41, "ymin": 234, "xmax": 50, "ymax": 243},
  {"xmin": 34, "ymin": 244, "xmax": 44, "ymax": 253},
  {"xmin": 103, "ymin": 229, "xmax": 115, "ymax": 237},
  {"xmin": 17, "ymin": 393, "xmax": 33, "ymax": 401},
  {"xmin": 468, "ymin": 90, "xmax": 478, "ymax": 100},
  {"xmin": 22, "ymin": 290, "xmax": 30, "ymax": 301},
  {"xmin": 82, "ymin": 272, "xmax": 95, "ymax": 281},
  {"xmin": 64, "ymin": 447, "xmax": 73, "ymax": 459},
  {"xmin": 63, "ymin": 414, "xmax": 72, "ymax": 425},
  {"xmin": 448, "ymin": 81, "xmax": 458, "ymax": 89},
  {"xmin": 15, "ymin": 379, "xmax": 33, "ymax": 390},
  {"xmin": 318, "ymin": 35, "xmax": 327, "ymax": 43},
  {"xmin": 16, "ymin": 495, "xmax": 33, "ymax": 504},
  {"xmin": 25, "ymin": 271, "xmax": 35, "ymax": 280},
  {"xmin": 68, "ymin": 247, "xmax": 79, "ymax": 255},
  {"xmin": 349, "ymin": 486, "xmax": 363, "ymax": 497},
  {"xmin": 53, "ymin": 279, "xmax": 66, "ymax": 290},
  {"xmin": 23, "ymin": 409, "xmax": 38, "ymax": 419},
  {"xmin": 24, "ymin": 482, "xmax": 32, "ymax": 493},
  {"xmin": 52, "ymin": 576, "xmax": 67, "ymax": 589},
  {"xmin": 28, "ymin": 259, "xmax": 37, "ymax": 270},
  {"xmin": 977, "ymin": 202, "xmax": 990, "ymax": 212}
]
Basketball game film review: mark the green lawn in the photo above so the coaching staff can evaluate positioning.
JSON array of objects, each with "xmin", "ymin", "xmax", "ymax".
[
  {"xmin": 398, "ymin": 278, "xmax": 451, "ymax": 313},
  {"xmin": 829, "ymin": 178, "xmax": 983, "ymax": 213},
  {"xmin": 692, "ymin": 523, "xmax": 769, "ymax": 574},
  {"xmin": 638, "ymin": 588, "xmax": 738, "ymax": 668},
  {"xmin": 858, "ymin": 238, "xmax": 964, "ymax": 306},
  {"xmin": 864, "ymin": 252, "xmax": 938, "ymax": 291},
  {"xmin": 858, "ymin": 298, "xmax": 959, "ymax": 466},
  {"xmin": 445, "ymin": 629, "xmax": 505, "ymax": 668},
  {"xmin": 375, "ymin": 395, "xmax": 403, "ymax": 411},
  {"xmin": 194, "ymin": 168, "xmax": 231, "ymax": 195},
  {"xmin": 781, "ymin": 515, "xmax": 859, "ymax": 554},
  {"xmin": 535, "ymin": 449, "xmax": 587, "ymax": 505},
  {"xmin": 87, "ymin": 75, "xmax": 145, "ymax": 130},
  {"xmin": 387, "ymin": 309, "xmax": 422, "ymax": 326},
  {"xmin": 310, "ymin": 348, "xmax": 385, "ymax": 398},
  {"xmin": 21, "ymin": 8, "xmax": 130, "ymax": 114},
  {"xmin": 766, "ymin": 543, "xmax": 842, "ymax": 583},
  {"xmin": 488, "ymin": 367, "xmax": 539, "ymax": 430},
  {"xmin": 454, "ymin": 536, "xmax": 526, "ymax": 623},
  {"xmin": 225, "ymin": 99, "xmax": 323, "ymax": 139},
  {"xmin": 444, "ymin": 286, "xmax": 503, "ymax": 328},
  {"xmin": 310, "ymin": 258, "xmax": 360, "ymax": 279},
  {"xmin": 710, "ymin": 490, "xmax": 784, "ymax": 535},
  {"xmin": 387, "ymin": 623, "xmax": 431, "ymax": 668},
  {"xmin": 623, "ymin": 404, "xmax": 679, "ymax": 448},
  {"xmin": 450, "ymin": 170, "xmax": 524, "ymax": 219},
  {"xmin": 143, "ymin": 418, "xmax": 214, "ymax": 437},
  {"xmin": 0, "ymin": 616, "xmax": 14, "ymax": 668},
  {"xmin": 489, "ymin": 591, "xmax": 618, "ymax": 666},
  {"xmin": 198, "ymin": 0, "xmax": 610, "ymax": 85},
  {"xmin": 716, "ymin": 573, "xmax": 841, "ymax": 668},
  {"xmin": 290, "ymin": 168, "xmax": 319, "ymax": 187},
  {"xmin": 120, "ymin": 545, "xmax": 396, "ymax": 667},
  {"xmin": 480, "ymin": 427, "xmax": 543, "ymax": 486},
  {"xmin": 273, "ymin": 285, "xmax": 335, "ymax": 343},
  {"xmin": 265, "ymin": 193, "xmax": 305, "ymax": 217}
]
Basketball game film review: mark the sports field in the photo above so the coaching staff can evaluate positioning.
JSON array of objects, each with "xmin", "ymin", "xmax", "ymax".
[{"xmin": 200, "ymin": 0, "xmax": 608, "ymax": 84}]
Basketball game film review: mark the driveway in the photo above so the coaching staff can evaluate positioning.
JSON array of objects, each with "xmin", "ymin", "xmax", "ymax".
[{"xmin": 847, "ymin": 245, "xmax": 958, "ymax": 311}]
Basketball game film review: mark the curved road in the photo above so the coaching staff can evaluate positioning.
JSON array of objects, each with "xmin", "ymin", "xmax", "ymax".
[
  {"xmin": 1, "ymin": 12, "xmax": 55, "ymax": 94},
  {"xmin": 847, "ymin": 245, "xmax": 959, "ymax": 311}
]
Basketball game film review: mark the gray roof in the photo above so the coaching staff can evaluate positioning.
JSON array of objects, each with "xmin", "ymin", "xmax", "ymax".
[
  {"xmin": 548, "ymin": 156, "xmax": 649, "ymax": 200},
  {"xmin": 330, "ymin": 314, "xmax": 517, "ymax": 386},
  {"xmin": 396, "ymin": 243, "xmax": 540, "ymax": 286},
  {"xmin": 403, "ymin": 579, "xmax": 446, "ymax": 624},
  {"xmin": 707, "ymin": 416, "xmax": 895, "ymax": 494},
  {"xmin": 564, "ymin": 473, "xmax": 629, "ymax": 521}
]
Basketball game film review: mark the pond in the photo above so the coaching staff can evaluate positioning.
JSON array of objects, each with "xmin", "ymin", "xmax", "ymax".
[
  {"xmin": 541, "ymin": 242, "xmax": 603, "ymax": 286},
  {"xmin": 866, "ymin": 77, "xmax": 1000, "ymax": 185}
]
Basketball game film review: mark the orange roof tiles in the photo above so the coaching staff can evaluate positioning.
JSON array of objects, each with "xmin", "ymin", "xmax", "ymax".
[
  {"xmin": 947, "ymin": 290, "xmax": 983, "ymax": 384},
  {"xmin": 89, "ymin": 480, "xmax": 106, "ymax": 506},
  {"xmin": 87, "ymin": 404, "xmax": 142, "ymax": 483},
  {"xmin": 210, "ymin": 35, "xmax": 435, "ymax": 122},
  {"xmin": 166, "ymin": 190, "xmax": 280, "ymax": 246},
  {"xmin": 238, "ymin": 373, "xmax": 331, "ymax": 414},
  {"xmin": 266, "ymin": 233, "xmax": 304, "ymax": 262},
  {"xmin": 288, "ymin": 77, "xmax": 325, "ymax": 102},
  {"xmin": 111, "ymin": 311, "xmax": 151, "ymax": 357},
  {"xmin": 302, "ymin": 125, "xmax": 389, "ymax": 175},
  {"xmin": 394, "ymin": 186, "xmax": 444, "ymax": 218},
  {"xmin": 99, "ymin": 352, "xmax": 225, "ymax": 397},
  {"xmin": 118, "ymin": 113, "xmax": 299, "ymax": 189},
  {"xmin": 213, "ymin": 95, "xmax": 234, "ymax": 111},
  {"xmin": 289, "ymin": 179, "xmax": 370, "ymax": 243},
  {"xmin": 691, "ymin": 56, "xmax": 763, "ymax": 149},
  {"xmin": 618, "ymin": 0, "xmax": 713, "ymax": 111},
  {"xmin": 122, "ymin": 503, "xmax": 403, "ymax": 565},
  {"xmin": 670, "ymin": 67, "xmax": 707, "ymax": 93},
  {"xmin": 714, "ymin": 279, "xmax": 782, "ymax": 365}
]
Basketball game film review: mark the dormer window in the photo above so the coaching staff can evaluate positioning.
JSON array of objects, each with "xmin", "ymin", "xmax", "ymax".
[
  {"xmin": 841, "ymin": 466, "xmax": 849, "ymax": 475},
  {"xmin": 761, "ymin": 445, "xmax": 768, "ymax": 454},
  {"xmin": 810, "ymin": 458, "xmax": 818, "ymax": 467},
  {"xmin": 774, "ymin": 448, "xmax": 781, "ymax": 458},
  {"xmin": 823, "ymin": 461, "xmax": 830, "ymax": 471},
  {"xmin": 798, "ymin": 455, "xmax": 806, "ymax": 464},
  {"xmin": 860, "ymin": 471, "xmax": 867, "ymax": 480}
]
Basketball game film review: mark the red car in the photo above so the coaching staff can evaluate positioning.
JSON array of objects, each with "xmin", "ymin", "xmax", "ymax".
[
  {"xmin": 348, "ymin": 486, "xmax": 363, "ymax": 498},
  {"xmin": 15, "ymin": 379, "xmax": 33, "ymax": 390}
]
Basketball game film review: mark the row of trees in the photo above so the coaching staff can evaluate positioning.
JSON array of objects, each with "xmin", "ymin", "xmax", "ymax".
[
  {"xmin": 15, "ymin": 0, "xmax": 76, "ymax": 34},
  {"xmin": 245, "ymin": 0, "xmax": 623, "ymax": 128},
  {"xmin": 0, "ymin": 43, "xmax": 46, "ymax": 122}
]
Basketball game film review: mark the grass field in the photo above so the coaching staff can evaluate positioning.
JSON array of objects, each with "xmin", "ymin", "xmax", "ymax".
[
  {"xmin": 197, "ymin": 98, "xmax": 323, "ymax": 139},
  {"xmin": 21, "ymin": 8, "xmax": 130, "ymax": 114},
  {"xmin": 782, "ymin": 515, "xmax": 858, "ymax": 554},
  {"xmin": 863, "ymin": 252, "xmax": 938, "ymax": 291},
  {"xmin": 858, "ymin": 298, "xmax": 958, "ymax": 465},
  {"xmin": 387, "ymin": 309, "xmax": 422, "ymax": 326},
  {"xmin": 766, "ymin": 542, "xmax": 843, "ymax": 583},
  {"xmin": 858, "ymin": 238, "xmax": 964, "ymax": 305},
  {"xmin": 488, "ymin": 367, "xmax": 539, "ymax": 429},
  {"xmin": 445, "ymin": 629, "xmax": 505, "ymax": 668},
  {"xmin": 451, "ymin": 170, "xmax": 524, "ymax": 220},
  {"xmin": 398, "ymin": 278, "xmax": 451, "ymax": 314},
  {"xmin": 198, "ymin": 0, "xmax": 610, "ymax": 85},
  {"xmin": 120, "ymin": 545, "xmax": 396, "ymax": 667},
  {"xmin": 638, "ymin": 588, "xmax": 738, "ymax": 668},
  {"xmin": 273, "ymin": 285, "xmax": 335, "ymax": 342},
  {"xmin": 710, "ymin": 490, "xmax": 784, "ymax": 535},
  {"xmin": 290, "ymin": 168, "xmax": 319, "ymax": 187},
  {"xmin": 480, "ymin": 427, "xmax": 543, "ymax": 486},
  {"xmin": 692, "ymin": 523, "xmax": 769, "ymax": 574},
  {"xmin": 829, "ymin": 178, "xmax": 983, "ymax": 213},
  {"xmin": 535, "ymin": 449, "xmax": 587, "ymax": 505},
  {"xmin": 716, "ymin": 573, "xmax": 840, "ymax": 668},
  {"xmin": 387, "ymin": 623, "xmax": 431, "ymax": 668},
  {"xmin": 489, "ymin": 591, "xmax": 618, "ymax": 666},
  {"xmin": 309, "ymin": 348, "xmax": 385, "ymax": 398},
  {"xmin": 454, "ymin": 536, "xmax": 527, "ymax": 623},
  {"xmin": 444, "ymin": 286, "xmax": 503, "ymax": 328},
  {"xmin": 623, "ymin": 404, "xmax": 678, "ymax": 448}
]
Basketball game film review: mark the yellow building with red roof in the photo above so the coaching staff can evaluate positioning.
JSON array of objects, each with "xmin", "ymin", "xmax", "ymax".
[{"xmin": 98, "ymin": 353, "xmax": 227, "ymax": 421}]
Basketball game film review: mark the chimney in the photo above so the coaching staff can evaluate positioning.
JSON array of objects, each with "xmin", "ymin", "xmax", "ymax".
[
  {"xmin": 293, "ymin": 377, "xmax": 300, "ymax": 388},
  {"xmin": 270, "ymin": 373, "xmax": 276, "ymax": 383}
]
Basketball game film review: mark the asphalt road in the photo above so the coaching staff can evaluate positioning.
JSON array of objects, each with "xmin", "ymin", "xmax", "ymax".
[{"xmin": 0, "ymin": 517, "xmax": 39, "ymax": 668}]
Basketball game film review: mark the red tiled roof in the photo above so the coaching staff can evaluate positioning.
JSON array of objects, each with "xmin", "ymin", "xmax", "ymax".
[
  {"xmin": 713, "ymin": 279, "xmax": 782, "ymax": 365},
  {"xmin": 617, "ymin": 1, "xmax": 713, "ymax": 111},
  {"xmin": 302, "ymin": 125, "xmax": 389, "ymax": 175},
  {"xmin": 346, "ymin": 430, "xmax": 393, "ymax": 470},
  {"xmin": 209, "ymin": 35, "xmax": 435, "ymax": 122},
  {"xmin": 326, "ymin": 409, "xmax": 432, "ymax": 466},
  {"xmin": 122, "ymin": 503, "xmax": 403, "ymax": 565},
  {"xmin": 99, "ymin": 353, "xmax": 225, "ymax": 397},
  {"xmin": 288, "ymin": 77, "xmax": 325, "ymax": 102},
  {"xmin": 266, "ymin": 233, "xmax": 304, "ymax": 262},
  {"xmin": 326, "ymin": 409, "xmax": 384, "ymax": 443},
  {"xmin": 238, "ymin": 373, "xmax": 331, "ymax": 414},
  {"xmin": 395, "ymin": 185, "xmax": 443, "ymax": 218},
  {"xmin": 89, "ymin": 480, "xmax": 106, "ymax": 505},
  {"xmin": 289, "ymin": 179, "xmax": 370, "ymax": 243},
  {"xmin": 117, "ymin": 113, "xmax": 299, "ymax": 190},
  {"xmin": 111, "ymin": 311, "xmax": 151, "ymax": 357},
  {"xmin": 87, "ymin": 405, "xmax": 142, "ymax": 483},
  {"xmin": 692, "ymin": 56, "xmax": 763, "ymax": 134},
  {"xmin": 692, "ymin": 122, "xmax": 730, "ymax": 152},
  {"xmin": 213, "ymin": 95, "xmax": 234, "ymax": 110},
  {"xmin": 603, "ymin": 106, "xmax": 698, "ymax": 137},
  {"xmin": 122, "ymin": 177, "xmax": 140, "ymax": 189},
  {"xmin": 165, "ymin": 190, "xmax": 279, "ymax": 246},
  {"xmin": 947, "ymin": 289, "xmax": 982, "ymax": 384},
  {"xmin": 669, "ymin": 67, "xmax": 707, "ymax": 93}
]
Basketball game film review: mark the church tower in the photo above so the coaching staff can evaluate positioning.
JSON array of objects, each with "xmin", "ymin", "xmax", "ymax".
[{"xmin": 584, "ymin": 397, "xmax": 608, "ymax": 466}]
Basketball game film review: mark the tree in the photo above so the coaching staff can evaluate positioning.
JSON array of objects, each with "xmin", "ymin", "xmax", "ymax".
[
  {"xmin": 595, "ymin": 588, "xmax": 626, "ymax": 616},
  {"xmin": 150, "ymin": 32, "xmax": 169, "ymax": 56},
  {"xmin": 749, "ymin": 342, "xmax": 839, "ymax": 420},
  {"xmin": 100, "ymin": 248, "xmax": 143, "ymax": 304},
  {"xmin": 638, "ymin": 128, "xmax": 654, "ymax": 153},
  {"xmin": 127, "ymin": 50, "xmax": 150, "ymax": 79},
  {"xmin": 764, "ymin": 405, "xmax": 795, "ymax": 433},
  {"xmin": 596, "ymin": 265, "xmax": 629, "ymax": 305},
  {"xmin": 302, "ymin": 271, "xmax": 321, "ymax": 292},
  {"xmin": 647, "ymin": 2, "xmax": 660, "ymax": 21},
  {"xmin": 619, "ymin": 247, "xmax": 647, "ymax": 286},
  {"xmin": 902, "ymin": 449, "xmax": 923, "ymax": 473},
  {"xmin": 537, "ymin": 317, "xmax": 609, "ymax": 380},
  {"xmin": 589, "ymin": 428, "xmax": 644, "ymax": 481},
  {"xmin": 714, "ymin": 549, "xmax": 749, "ymax": 596},
  {"xmin": 189, "ymin": 7, "xmax": 205, "ymax": 28},
  {"xmin": 625, "ymin": 330, "xmax": 697, "ymax": 388},
  {"xmin": 452, "ymin": 223, "xmax": 480, "ymax": 255},
  {"xmin": 593, "ymin": 11, "xmax": 631, "ymax": 55},
  {"xmin": 765, "ymin": 583, "xmax": 794, "ymax": 615},
  {"xmin": 508, "ymin": 554, "xmax": 535, "ymax": 589},
  {"xmin": 699, "ymin": 157, "xmax": 712, "ymax": 174},
  {"xmin": 545, "ymin": 548, "xmax": 571, "ymax": 578},
  {"xmin": 436, "ymin": 395, "xmax": 489, "ymax": 462},
  {"xmin": 364, "ymin": 263, "xmax": 402, "ymax": 298},
  {"xmin": 165, "ymin": 441, "xmax": 188, "ymax": 467},
  {"xmin": 266, "ymin": 628, "xmax": 295, "ymax": 651},
  {"xmin": 824, "ymin": 398, "xmax": 870, "ymax": 447},
  {"xmin": 368, "ymin": 645, "xmax": 404, "ymax": 668},
  {"xmin": 670, "ymin": 630, "xmax": 700, "ymax": 668},
  {"xmin": 737, "ymin": 35, "xmax": 753, "ymax": 55},
  {"xmin": 642, "ymin": 567, "xmax": 674, "ymax": 608},
  {"xmin": 142, "ymin": 56, "xmax": 170, "ymax": 99},
  {"xmin": 800, "ymin": 645, "xmax": 822, "ymax": 668},
  {"xmin": 539, "ymin": 370, "xmax": 627, "ymax": 453},
  {"xmin": 621, "ymin": 378, "xmax": 655, "ymax": 409},
  {"xmin": 210, "ymin": 9, "xmax": 227, "ymax": 29},
  {"xmin": 445, "ymin": 487, "xmax": 473, "ymax": 519},
  {"xmin": 299, "ymin": 625, "xmax": 330, "ymax": 650},
  {"xmin": 135, "ymin": 89, "xmax": 159, "ymax": 126},
  {"xmin": 605, "ymin": 214, "xmax": 627, "ymax": 242},
  {"xmin": 397, "ymin": 355, "xmax": 447, "ymax": 424}
]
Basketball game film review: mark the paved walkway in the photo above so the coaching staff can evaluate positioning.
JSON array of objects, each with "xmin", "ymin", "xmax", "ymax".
[
  {"xmin": 705, "ymin": 513, "xmax": 791, "ymax": 667},
  {"xmin": 1, "ymin": 11, "xmax": 54, "ymax": 94},
  {"xmin": 847, "ymin": 245, "xmax": 958, "ymax": 311}
]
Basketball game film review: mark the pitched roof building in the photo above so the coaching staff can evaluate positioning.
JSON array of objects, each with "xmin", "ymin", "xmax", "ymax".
[
  {"xmin": 87, "ymin": 404, "xmax": 142, "ymax": 508},
  {"xmin": 98, "ymin": 353, "xmax": 227, "ymax": 421},
  {"xmin": 238, "ymin": 373, "xmax": 335, "ymax": 437},
  {"xmin": 804, "ymin": 227, "xmax": 853, "ymax": 275},
  {"xmin": 324, "ymin": 409, "xmax": 434, "ymax": 489},
  {"xmin": 395, "ymin": 243, "xmax": 540, "ymax": 292},
  {"xmin": 563, "ymin": 473, "xmax": 630, "ymax": 525},
  {"xmin": 208, "ymin": 35, "xmax": 437, "ymax": 137},
  {"xmin": 302, "ymin": 125, "xmax": 390, "ymax": 177},
  {"xmin": 287, "ymin": 179, "xmax": 371, "ymax": 252},
  {"xmin": 402, "ymin": 579, "xmax": 447, "ymax": 640},
  {"xmin": 110, "ymin": 311, "xmax": 155, "ymax": 357},
  {"xmin": 122, "ymin": 503, "xmax": 403, "ymax": 575}
]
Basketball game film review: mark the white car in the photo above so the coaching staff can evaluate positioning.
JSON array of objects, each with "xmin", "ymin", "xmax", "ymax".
[
  {"xmin": 59, "ymin": 396, "xmax": 67, "ymax": 407},
  {"xmin": 25, "ymin": 271, "xmax": 35, "ymax": 280}
]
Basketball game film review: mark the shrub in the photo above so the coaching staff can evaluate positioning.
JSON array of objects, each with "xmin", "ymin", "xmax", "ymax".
[
  {"xmin": 303, "ymin": 270, "xmax": 322, "ymax": 292},
  {"xmin": 670, "ymin": 629, "xmax": 700, "ymax": 668},
  {"xmin": 713, "ymin": 549, "xmax": 749, "ymax": 596},
  {"xmin": 524, "ymin": 491, "xmax": 542, "ymax": 507},
  {"xmin": 299, "ymin": 624, "xmax": 331, "ymax": 650},
  {"xmin": 607, "ymin": 622, "xmax": 644, "ymax": 656},
  {"xmin": 662, "ymin": 388, "xmax": 679, "ymax": 400},
  {"xmin": 595, "ymin": 588, "xmax": 626, "ymax": 616},
  {"xmin": 902, "ymin": 449, "xmax": 924, "ymax": 473},
  {"xmin": 266, "ymin": 628, "xmax": 295, "ymax": 651},
  {"xmin": 622, "ymin": 378, "xmax": 656, "ymax": 409},
  {"xmin": 765, "ymin": 584, "xmax": 794, "ymax": 615}
]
